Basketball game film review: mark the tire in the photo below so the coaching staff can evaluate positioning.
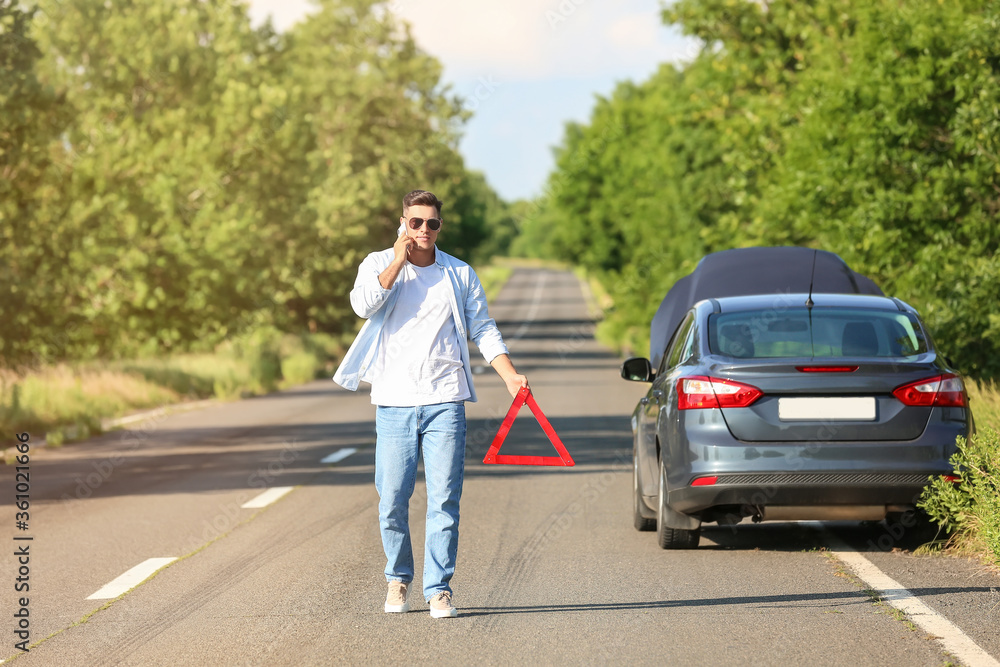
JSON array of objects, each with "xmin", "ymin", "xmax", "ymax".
[
  {"xmin": 633, "ymin": 449, "xmax": 656, "ymax": 532},
  {"xmin": 657, "ymin": 460, "xmax": 700, "ymax": 549}
]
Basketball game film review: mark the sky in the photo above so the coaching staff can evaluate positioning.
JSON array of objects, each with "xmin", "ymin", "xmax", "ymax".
[{"xmin": 246, "ymin": 1, "xmax": 698, "ymax": 202}]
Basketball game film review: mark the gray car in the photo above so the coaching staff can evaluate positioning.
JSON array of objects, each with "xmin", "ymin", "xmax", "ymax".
[{"xmin": 621, "ymin": 292, "xmax": 973, "ymax": 548}]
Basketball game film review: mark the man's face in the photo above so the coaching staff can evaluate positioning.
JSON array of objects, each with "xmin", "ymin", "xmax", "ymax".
[{"xmin": 401, "ymin": 204, "xmax": 441, "ymax": 252}]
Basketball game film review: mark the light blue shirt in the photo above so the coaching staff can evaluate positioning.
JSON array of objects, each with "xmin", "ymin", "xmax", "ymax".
[{"xmin": 332, "ymin": 247, "xmax": 508, "ymax": 403}]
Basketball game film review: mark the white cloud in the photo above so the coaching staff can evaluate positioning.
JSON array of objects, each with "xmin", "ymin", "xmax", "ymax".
[
  {"xmin": 391, "ymin": 1, "xmax": 549, "ymax": 80},
  {"xmin": 246, "ymin": 0, "xmax": 696, "ymax": 82},
  {"xmin": 390, "ymin": 0, "xmax": 692, "ymax": 81},
  {"xmin": 609, "ymin": 13, "xmax": 659, "ymax": 49}
]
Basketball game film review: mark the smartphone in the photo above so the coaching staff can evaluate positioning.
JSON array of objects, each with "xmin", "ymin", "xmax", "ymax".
[{"xmin": 397, "ymin": 222, "xmax": 406, "ymax": 235}]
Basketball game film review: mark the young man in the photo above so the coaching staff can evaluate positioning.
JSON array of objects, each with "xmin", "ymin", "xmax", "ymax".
[{"xmin": 333, "ymin": 189, "xmax": 528, "ymax": 618}]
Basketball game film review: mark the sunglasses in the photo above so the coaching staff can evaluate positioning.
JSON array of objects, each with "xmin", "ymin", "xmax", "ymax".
[{"xmin": 405, "ymin": 217, "xmax": 442, "ymax": 231}]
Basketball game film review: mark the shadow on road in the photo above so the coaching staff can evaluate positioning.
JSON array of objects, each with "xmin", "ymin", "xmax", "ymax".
[
  {"xmin": 456, "ymin": 584, "xmax": 997, "ymax": 617},
  {"xmin": 16, "ymin": 412, "xmax": 635, "ymax": 502}
]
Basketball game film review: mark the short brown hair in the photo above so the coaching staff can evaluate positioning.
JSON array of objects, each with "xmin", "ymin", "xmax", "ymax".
[{"xmin": 403, "ymin": 190, "xmax": 443, "ymax": 216}]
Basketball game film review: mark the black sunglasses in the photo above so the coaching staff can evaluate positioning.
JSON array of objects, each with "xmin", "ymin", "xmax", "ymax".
[{"xmin": 405, "ymin": 217, "xmax": 441, "ymax": 231}]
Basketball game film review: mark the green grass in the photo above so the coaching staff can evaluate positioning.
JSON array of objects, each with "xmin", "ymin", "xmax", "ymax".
[
  {"xmin": 0, "ymin": 329, "xmax": 351, "ymax": 449},
  {"xmin": 475, "ymin": 263, "xmax": 514, "ymax": 302},
  {"xmin": 0, "ymin": 364, "xmax": 179, "ymax": 444},
  {"xmin": 968, "ymin": 379, "xmax": 1000, "ymax": 432}
]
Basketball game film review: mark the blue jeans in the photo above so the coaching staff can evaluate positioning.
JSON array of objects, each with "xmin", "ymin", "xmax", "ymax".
[{"xmin": 374, "ymin": 402, "xmax": 467, "ymax": 601}]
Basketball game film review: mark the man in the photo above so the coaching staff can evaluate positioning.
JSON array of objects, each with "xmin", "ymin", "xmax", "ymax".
[{"xmin": 333, "ymin": 189, "xmax": 528, "ymax": 618}]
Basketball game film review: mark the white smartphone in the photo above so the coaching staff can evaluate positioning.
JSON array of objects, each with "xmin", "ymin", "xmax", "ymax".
[{"xmin": 397, "ymin": 222, "xmax": 405, "ymax": 235}]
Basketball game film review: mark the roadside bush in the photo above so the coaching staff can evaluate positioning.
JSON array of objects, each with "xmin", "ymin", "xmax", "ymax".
[
  {"xmin": 280, "ymin": 351, "xmax": 322, "ymax": 387},
  {"xmin": 114, "ymin": 362, "xmax": 216, "ymax": 397},
  {"xmin": 215, "ymin": 327, "xmax": 345, "ymax": 395},
  {"xmin": 306, "ymin": 332, "xmax": 348, "ymax": 375},
  {"xmin": 48, "ymin": 414, "xmax": 103, "ymax": 446},
  {"xmin": 221, "ymin": 327, "xmax": 283, "ymax": 394},
  {"xmin": 919, "ymin": 428, "xmax": 1000, "ymax": 566},
  {"xmin": 212, "ymin": 371, "xmax": 247, "ymax": 401}
]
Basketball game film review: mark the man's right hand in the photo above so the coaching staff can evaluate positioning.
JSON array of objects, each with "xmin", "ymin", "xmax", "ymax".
[
  {"xmin": 392, "ymin": 230, "xmax": 414, "ymax": 265},
  {"xmin": 379, "ymin": 232, "xmax": 413, "ymax": 289}
]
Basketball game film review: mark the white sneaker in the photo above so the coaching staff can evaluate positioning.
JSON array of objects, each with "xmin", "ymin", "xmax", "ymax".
[
  {"xmin": 384, "ymin": 581, "xmax": 410, "ymax": 613},
  {"xmin": 428, "ymin": 591, "xmax": 458, "ymax": 618}
]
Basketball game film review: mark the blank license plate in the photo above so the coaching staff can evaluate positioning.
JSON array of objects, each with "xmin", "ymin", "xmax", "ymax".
[{"xmin": 778, "ymin": 397, "xmax": 876, "ymax": 421}]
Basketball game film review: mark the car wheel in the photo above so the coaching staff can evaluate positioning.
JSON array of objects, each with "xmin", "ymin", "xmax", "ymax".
[
  {"xmin": 657, "ymin": 459, "xmax": 700, "ymax": 549},
  {"xmin": 633, "ymin": 449, "xmax": 655, "ymax": 532}
]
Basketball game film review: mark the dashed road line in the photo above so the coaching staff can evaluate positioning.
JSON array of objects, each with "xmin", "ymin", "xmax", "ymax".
[
  {"xmin": 86, "ymin": 557, "xmax": 178, "ymax": 600},
  {"xmin": 320, "ymin": 448, "xmax": 358, "ymax": 464},
  {"xmin": 241, "ymin": 486, "xmax": 294, "ymax": 509},
  {"xmin": 813, "ymin": 526, "xmax": 1000, "ymax": 667}
]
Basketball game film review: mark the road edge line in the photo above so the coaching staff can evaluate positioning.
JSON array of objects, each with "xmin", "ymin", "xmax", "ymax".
[{"xmin": 820, "ymin": 530, "xmax": 1000, "ymax": 667}]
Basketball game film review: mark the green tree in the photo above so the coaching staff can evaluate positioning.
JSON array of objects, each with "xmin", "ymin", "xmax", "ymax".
[
  {"xmin": 0, "ymin": 0, "xmax": 510, "ymax": 367},
  {"xmin": 747, "ymin": 0, "xmax": 1000, "ymax": 376},
  {"xmin": 0, "ymin": 0, "xmax": 69, "ymax": 366},
  {"xmin": 20, "ymin": 0, "xmax": 312, "ymax": 357},
  {"xmin": 278, "ymin": 0, "xmax": 469, "ymax": 334}
]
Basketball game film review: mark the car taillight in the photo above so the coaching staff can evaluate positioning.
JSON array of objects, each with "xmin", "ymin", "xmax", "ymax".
[
  {"xmin": 892, "ymin": 373, "xmax": 967, "ymax": 407},
  {"xmin": 677, "ymin": 376, "xmax": 763, "ymax": 410}
]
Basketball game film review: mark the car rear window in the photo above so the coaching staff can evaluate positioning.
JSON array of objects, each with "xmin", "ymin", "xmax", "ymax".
[{"xmin": 708, "ymin": 308, "xmax": 928, "ymax": 359}]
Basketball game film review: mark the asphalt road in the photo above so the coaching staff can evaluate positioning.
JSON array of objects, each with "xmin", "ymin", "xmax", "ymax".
[{"xmin": 3, "ymin": 267, "xmax": 999, "ymax": 666}]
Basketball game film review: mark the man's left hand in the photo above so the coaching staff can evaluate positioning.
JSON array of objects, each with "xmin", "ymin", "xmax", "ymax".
[
  {"xmin": 503, "ymin": 373, "xmax": 529, "ymax": 399},
  {"xmin": 490, "ymin": 353, "xmax": 528, "ymax": 399}
]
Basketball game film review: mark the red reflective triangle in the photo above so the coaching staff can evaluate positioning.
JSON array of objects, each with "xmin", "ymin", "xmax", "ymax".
[{"xmin": 483, "ymin": 386, "xmax": 574, "ymax": 467}]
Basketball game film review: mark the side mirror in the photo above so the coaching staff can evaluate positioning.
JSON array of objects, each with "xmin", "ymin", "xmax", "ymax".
[{"xmin": 621, "ymin": 357, "xmax": 654, "ymax": 382}]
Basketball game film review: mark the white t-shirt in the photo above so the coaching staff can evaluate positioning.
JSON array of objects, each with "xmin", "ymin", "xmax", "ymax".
[{"xmin": 369, "ymin": 262, "xmax": 471, "ymax": 406}]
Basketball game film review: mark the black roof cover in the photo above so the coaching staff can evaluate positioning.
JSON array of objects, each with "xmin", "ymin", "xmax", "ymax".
[{"xmin": 649, "ymin": 247, "xmax": 883, "ymax": 367}]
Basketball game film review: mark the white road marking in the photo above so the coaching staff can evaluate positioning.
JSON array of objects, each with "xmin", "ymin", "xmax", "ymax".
[
  {"xmin": 86, "ymin": 557, "xmax": 178, "ymax": 600},
  {"xmin": 509, "ymin": 272, "xmax": 547, "ymax": 345},
  {"xmin": 320, "ymin": 448, "xmax": 358, "ymax": 464},
  {"xmin": 241, "ymin": 486, "xmax": 294, "ymax": 509},
  {"xmin": 813, "ymin": 526, "xmax": 1000, "ymax": 667},
  {"xmin": 102, "ymin": 398, "xmax": 216, "ymax": 430}
]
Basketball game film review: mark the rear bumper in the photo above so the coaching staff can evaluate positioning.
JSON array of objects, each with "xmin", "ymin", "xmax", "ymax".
[
  {"xmin": 667, "ymin": 472, "xmax": 941, "ymax": 514},
  {"xmin": 655, "ymin": 407, "xmax": 967, "ymax": 517}
]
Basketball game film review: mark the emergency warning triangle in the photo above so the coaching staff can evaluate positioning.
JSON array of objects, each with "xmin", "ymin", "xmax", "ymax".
[{"xmin": 483, "ymin": 386, "xmax": 574, "ymax": 467}]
